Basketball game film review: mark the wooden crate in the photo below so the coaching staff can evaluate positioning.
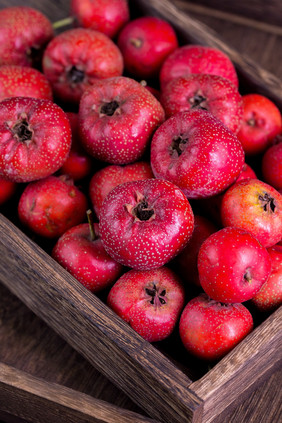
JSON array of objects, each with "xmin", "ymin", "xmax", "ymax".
[{"xmin": 0, "ymin": 1, "xmax": 281, "ymax": 422}]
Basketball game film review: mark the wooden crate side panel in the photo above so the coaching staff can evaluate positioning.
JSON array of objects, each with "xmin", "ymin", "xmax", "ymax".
[
  {"xmin": 0, "ymin": 363, "xmax": 160, "ymax": 423},
  {"xmin": 178, "ymin": 0, "xmax": 282, "ymax": 27},
  {"xmin": 0, "ymin": 214, "xmax": 203, "ymax": 423}
]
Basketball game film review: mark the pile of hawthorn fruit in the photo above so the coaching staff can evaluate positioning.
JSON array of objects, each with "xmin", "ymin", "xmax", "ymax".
[{"xmin": 0, "ymin": 0, "xmax": 281, "ymax": 363}]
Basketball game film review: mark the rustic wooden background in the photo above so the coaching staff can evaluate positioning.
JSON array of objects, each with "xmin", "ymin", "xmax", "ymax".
[{"xmin": 0, "ymin": 1, "xmax": 281, "ymax": 422}]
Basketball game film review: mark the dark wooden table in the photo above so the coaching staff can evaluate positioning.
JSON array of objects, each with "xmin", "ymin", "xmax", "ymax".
[{"xmin": 0, "ymin": 1, "xmax": 281, "ymax": 422}]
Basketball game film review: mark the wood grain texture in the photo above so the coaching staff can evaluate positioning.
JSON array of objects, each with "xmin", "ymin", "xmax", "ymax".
[
  {"xmin": 0, "ymin": 214, "xmax": 203, "ymax": 423},
  {"xmin": 0, "ymin": 363, "xmax": 159, "ymax": 423},
  {"xmin": 178, "ymin": 0, "xmax": 282, "ymax": 26}
]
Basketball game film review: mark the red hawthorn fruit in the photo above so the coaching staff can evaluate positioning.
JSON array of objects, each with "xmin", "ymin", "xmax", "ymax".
[
  {"xmin": 159, "ymin": 44, "xmax": 239, "ymax": 90},
  {"xmin": 251, "ymin": 244, "xmax": 282, "ymax": 312},
  {"xmin": 0, "ymin": 97, "xmax": 72, "ymax": 183},
  {"xmin": 236, "ymin": 94, "xmax": 282, "ymax": 155},
  {"xmin": 107, "ymin": 266, "xmax": 185, "ymax": 342},
  {"xmin": 198, "ymin": 226, "xmax": 272, "ymax": 304},
  {"xmin": 0, "ymin": 65, "xmax": 53, "ymax": 102},
  {"xmin": 0, "ymin": 6, "xmax": 53, "ymax": 68},
  {"xmin": 117, "ymin": 16, "xmax": 178, "ymax": 79},
  {"xmin": 78, "ymin": 76, "xmax": 165, "ymax": 165},
  {"xmin": 262, "ymin": 141, "xmax": 282, "ymax": 191},
  {"xmin": 52, "ymin": 220, "xmax": 124, "ymax": 293},
  {"xmin": 59, "ymin": 112, "xmax": 93, "ymax": 181},
  {"xmin": 18, "ymin": 175, "xmax": 88, "ymax": 239},
  {"xmin": 99, "ymin": 178, "xmax": 194, "ymax": 270},
  {"xmin": 221, "ymin": 179, "xmax": 282, "ymax": 248},
  {"xmin": 89, "ymin": 161, "xmax": 154, "ymax": 218},
  {"xmin": 150, "ymin": 109, "xmax": 245, "ymax": 199},
  {"xmin": 70, "ymin": 0, "xmax": 130, "ymax": 39},
  {"xmin": 42, "ymin": 28, "xmax": 124, "ymax": 104},
  {"xmin": 160, "ymin": 73, "xmax": 243, "ymax": 133},
  {"xmin": 179, "ymin": 293, "xmax": 254, "ymax": 361}
]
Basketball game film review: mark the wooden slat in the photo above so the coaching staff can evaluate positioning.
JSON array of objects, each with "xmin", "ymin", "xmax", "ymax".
[
  {"xmin": 0, "ymin": 363, "xmax": 159, "ymax": 423},
  {"xmin": 174, "ymin": 0, "xmax": 282, "ymax": 27},
  {"xmin": 0, "ymin": 213, "xmax": 203, "ymax": 423}
]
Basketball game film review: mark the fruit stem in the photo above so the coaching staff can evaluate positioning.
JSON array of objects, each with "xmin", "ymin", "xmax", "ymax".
[
  {"xmin": 86, "ymin": 209, "xmax": 96, "ymax": 241},
  {"xmin": 52, "ymin": 16, "xmax": 75, "ymax": 30}
]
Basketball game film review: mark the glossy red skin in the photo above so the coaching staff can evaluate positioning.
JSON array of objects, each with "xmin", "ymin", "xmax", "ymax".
[
  {"xmin": 71, "ymin": 0, "xmax": 129, "ymax": 39},
  {"xmin": 117, "ymin": 16, "xmax": 178, "ymax": 79},
  {"xmin": 221, "ymin": 179, "xmax": 282, "ymax": 248},
  {"xmin": 237, "ymin": 94, "xmax": 282, "ymax": 155},
  {"xmin": 89, "ymin": 161, "xmax": 154, "ymax": 218},
  {"xmin": 0, "ymin": 6, "xmax": 53, "ymax": 67},
  {"xmin": 160, "ymin": 74, "xmax": 243, "ymax": 133},
  {"xmin": 52, "ymin": 223, "xmax": 123, "ymax": 292},
  {"xmin": 159, "ymin": 44, "xmax": 238, "ymax": 90},
  {"xmin": 179, "ymin": 293, "xmax": 253, "ymax": 361},
  {"xmin": 173, "ymin": 215, "xmax": 217, "ymax": 287},
  {"xmin": 18, "ymin": 175, "xmax": 88, "ymax": 239},
  {"xmin": 0, "ymin": 177, "xmax": 17, "ymax": 205},
  {"xmin": 79, "ymin": 76, "xmax": 165, "ymax": 165},
  {"xmin": 0, "ymin": 65, "xmax": 53, "ymax": 102},
  {"xmin": 107, "ymin": 267, "xmax": 185, "ymax": 342},
  {"xmin": 60, "ymin": 112, "xmax": 93, "ymax": 181},
  {"xmin": 150, "ymin": 110, "xmax": 245, "ymax": 199},
  {"xmin": 251, "ymin": 244, "xmax": 282, "ymax": 312},
  {"xmin": 262, "ymin": 141, "xmax": 282, "ymax": 191},
  {"xmin": 42, "ymin": 28, "xmax": 124, "ymax": 104},
  {"xmin": 99, "ymin": 178, "xmax": 194, "ymax": 270},
  {"xmin": 198, "ymin": 227, "xmax": 272, "ymax": 303},
  {"xmin": 0, "ymin": 97, "xmax": 72, "ymax": 183}
]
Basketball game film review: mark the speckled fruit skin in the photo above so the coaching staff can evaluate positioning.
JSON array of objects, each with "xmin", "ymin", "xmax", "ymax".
[
  {"xmin": 197, "ymin": 226, "xmax": 272, "ymax": 304},
  {"xmin": 18, "ymin": 175, "xmax": 88, "ymax": 239},
  {"xmin": 262, "ymin": 141, "xmax": 282, "ymax": 191},
  {"xmin": 99, "ymin": 178, "xmax": 194, "ymax": 270},
  {"xmin": 107, "ymin": 266, "xmax": 185, "ymax": 342},
  {"xmin": 159, "ymin": 44, "xmax": 238, "ymax": 90},
  {"xmin": 0, "ymin": 65, "xmax": 53, "ymax": 102},
  {"xmin": 59, "ymin": 113, "xmax": 93, "ymax": 181},
  {"xmin": 150, "ymin": 109, "xmax": 245, "ymax": 199},
  {"xmin": 42, "ymin": 28, "xmax": 124, "ymax": 104},
  {"xmin": 52, "ymin": 222, "xmax": 123, "ymax": 293},
  {"xmin": 160, "ymin": 73, "xmax": 243, "ymax": 134},
  {"xmin": 117, "ymin": 16, "xmax": 178, "ymax": 80},
  {"xmin": 89, "ymin": 161, "xmax": 154, "ymax": 218},
  {"xmin": 179, "ymin": 293, "xmax": 253, "ymax": 361},
  {"xmin": 0, "ymin": 6, "xmax": 53, "ymax": 67},
  {"xmin": 172, "ymin": 215, "xmax": 217, "ymax": 287},
  {"xmin": 78, "ymin": 76, "xmax": 165, "ymax": 165},
  {"xmin": 251, "ymin": 244, "xmax": 282, "ymax": 312},
  {"xmin": 221, "ymin": 179, "xmax": 282, "ymax": 248},
  {"xmin": 237, "ymin": 94, "xmax": 282, "ymax": 155},
  {"xmin": 70, "ymin": 0, "xmax": 130, "ymax": 39},
  {"xmin": 0, "ymin": 97, "xmax": 72, "ymax": 183},
  {"xmin": 0, "ymin": 177, "xmax": 17, "ymax": 205}
]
